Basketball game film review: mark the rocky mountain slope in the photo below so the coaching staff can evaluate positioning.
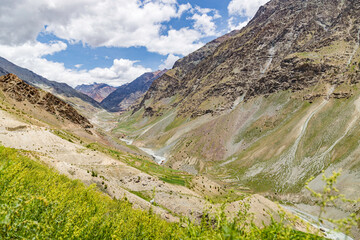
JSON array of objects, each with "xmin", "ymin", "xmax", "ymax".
[
  {"xmin": 0, "ymin": 73, "xmax": 92, "ymax": 129},
  {"xmin": 0, "ymin": 75, "xmax": 316, "ymax": 236},
  {"xmin": 75, "ymin": 83, "xmax": 116, "ymax": 102},
  {"xmin": 101, "ymin": 70, "xmax": 167, "ymax": 112},
  {"xmin": 137, "ymin": 0, "xmax": 359, "ymax": 117},
  {"xmin": 0, "ymin": 56, "xmax": 102, "ymax": 111},
  {"xmin": 115, "ymin": 0, "xmax": 360, "ymax": 222}
]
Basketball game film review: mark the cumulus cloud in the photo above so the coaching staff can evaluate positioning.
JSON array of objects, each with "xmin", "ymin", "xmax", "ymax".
[
  {"xmin": 147, "ymin": 28, "xmax": 204, "ymax": 55},
  {"xmin": 189, "ymin": 6, "xmax": 220, "ymax": 36},
  {"xmin": 228, "ymin": 18, "xmax": 250, "ymax": 31},
  {"xmin": 159, "ymin": 54, "xmax": 180, "ymax": 69},
  {"xmin": 89, "ymin": 59, "xmax": 151, "ymax": 85},
  {"xmin": 228, "ymin": 0, "xmax": 269, "ymax": 17},
  {"xmin": 0, "ymin": 0, "xmax": 224, "ymax": 87},
  {"xmin": 0, "ymin": 0, "xmax": 215, "ymax": 56},
  {"xmin": 227, "ymin": 0, "xmax": 269, "ymax": 30},
  {"xmin": 0, "ymin": 42, "xmax": 150, "ymax": 87}
]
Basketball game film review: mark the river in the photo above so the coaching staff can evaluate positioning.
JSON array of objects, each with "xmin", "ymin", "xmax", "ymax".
[
  {"xmin": 282, "ymin": 205, "xmax": 353, "ymax": 240},
  {"xmin": 120, "ymin": 138, "xmax": 167, "ymax": 165}
]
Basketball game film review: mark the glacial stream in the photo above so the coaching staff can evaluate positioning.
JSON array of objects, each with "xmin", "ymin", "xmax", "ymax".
[{"xmin": 120, "ymin": 138, "xmax": 166, "ymax": 165}]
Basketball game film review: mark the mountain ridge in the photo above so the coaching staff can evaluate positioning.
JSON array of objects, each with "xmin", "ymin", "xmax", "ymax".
[
  {"xmin": 0, "ymin": 73, "xmax": 93, "ymax": 129},
  {"xmin": 75, "ymin": 83, "xmax": 116, "ymax": 102},
  {"xmin": 137, "ymin": 0, "xmax": 360, "ymax": 118},
  {"xmin": 101, "ymin": 69, "xmax": 167, "ymax": 112},
  {"xmin": 115, "ymin": 0, "xmax": 360, "ymax": 205},
  {"xmin": 0, "ymin": 56, "xmax": 102, "ymax": 109}
]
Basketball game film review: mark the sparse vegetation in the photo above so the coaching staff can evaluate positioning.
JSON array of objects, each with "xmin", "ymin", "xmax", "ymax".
[
  {"xmin": 306, "ymin": 170, "xmax": 360, "ymax": 237},
  {"xmin": 0, "ymin": 145, "xmax": 324, "ymax": 239},
  {"xmin": 85, "ymin": 142, "xmax": 193, "ymax": 187}
]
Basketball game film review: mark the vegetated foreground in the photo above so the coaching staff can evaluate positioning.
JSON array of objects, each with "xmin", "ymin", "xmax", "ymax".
[{"xmin": 0, "ymin": 146, "xmax": 322, "ymax": 239}]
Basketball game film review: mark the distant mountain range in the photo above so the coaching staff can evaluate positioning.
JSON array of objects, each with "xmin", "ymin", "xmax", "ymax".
[
  {"xmin": 100, "ymin": 69, "xmax": 167, "ymax": 112},
  {"xmin": 0, "ymin": 57, "xmax": 101, "ymax": 110},
  {"xmin": 75, "ymin": 83, "xmax": 116, "ymax": 102}
]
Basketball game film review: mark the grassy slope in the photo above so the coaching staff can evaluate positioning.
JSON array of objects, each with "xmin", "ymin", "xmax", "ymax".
[{"xmin": 0, "ymin": 146, "xmax": 322, "ymax": 239}]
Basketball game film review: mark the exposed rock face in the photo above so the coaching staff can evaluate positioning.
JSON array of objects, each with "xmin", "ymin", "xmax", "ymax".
[
  {"xmin": 0, "ymin": 56, "xmax": 101, "ymax": 108},
  {"xmin": 0, "ymin": 73, "xmax": 93, "ymax": 129},
  {"xmin": 75, "ymin": 83, "xmax": 116, "ymax": 102},
  {"xmin": 101, "ymin": 70, "xmax": 167, "ymax": 112},
  {"xmin": 137, "ymin": 0, "xmax": 360, "ymax": 117},
  {"xmin": 118, "ymin": 0, "xmax": 360, "ymax": 200},
  {"xmin": 171, "ymin": 30, "xmax": 241, "ymax": 80}
]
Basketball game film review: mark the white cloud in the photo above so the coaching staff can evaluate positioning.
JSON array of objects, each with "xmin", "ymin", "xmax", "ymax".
[
  {"xmin": 228, "ymin": 17, "xmax": 250, "ymax": 31},
  {"xmin": 0, "ymin": 41, "xmax": 67, "ymax": 59},
  {"xmin": 228, "ymin": 0, "xmax": 269, "ymax": 18},
  {"xmin": 159, "ymin": 54, "xmax": 180, "ymax": 69},
  {"xmin": 0, "ymin": 0, "xmax": 211, "ymax": 56},
  {"xmin": 0, "ymin": 42, "xmax": 150, "ymax": 87},
  {"xmin": 227, "ymin": 0, "xmax": 269, "ymax": 30},
  {"xmin": 191, "ymin": 14, "xmax": 217, "ymax": 36},
  {"xmin": 189, "ymin": 6, "xmax": 220, "ymax": 36},
  {"xmin": 0, "ymin": 0, "xmax": 227, "ymax": 88},
  {"xmin": 147, "ymin": 28, "xmax": 204, "ymax": 55},
  {"xmin": 89, "ymin": 59, "xmax": 151, "ymax": 85}
]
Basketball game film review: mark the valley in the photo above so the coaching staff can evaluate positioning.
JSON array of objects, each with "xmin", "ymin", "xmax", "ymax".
[{"xmin": 1, "ymin": 0, "xmax": 360, "ymax": 239}]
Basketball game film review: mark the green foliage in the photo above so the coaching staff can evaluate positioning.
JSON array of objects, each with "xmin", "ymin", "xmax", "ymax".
[
  {"xmin": 306, "ymin": 170, "xmax": 360, "ymax": 237},
  {"xmin": 0, "ymin": 145, "xmax": 323, "ymax": 239},
  {"xmin": 51, "ymin": 129, "xmax": 80, "ymax": 143},
  {"xmin": 85, "ymin": 142, "xmax": 192, "ymax": 187},
  {"xmin": 164, "ymin": 117, "xmax": 187, "ymax": 132}
]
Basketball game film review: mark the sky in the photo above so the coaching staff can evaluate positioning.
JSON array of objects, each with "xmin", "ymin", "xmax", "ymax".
[{"xmin": 0, "ymin": 0, "xmax": 269, "ymax": 87}]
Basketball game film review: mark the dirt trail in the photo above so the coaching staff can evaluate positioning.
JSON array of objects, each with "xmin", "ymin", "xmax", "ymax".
[{"xmin": 0, "ymin": 108, "xmax": 306, "ymax": 227}]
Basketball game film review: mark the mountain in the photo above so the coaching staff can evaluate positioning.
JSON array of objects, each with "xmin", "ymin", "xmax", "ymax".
[
  {"xmin": 0, "ymin": 57, "xmax": 102, "ymax": 111},
  {"xmin": 75, "ymin": 83, "xmax": 116, "ymax": 102},
  {"xmin": 116, "ymin": 0, "xmax": 360, "ymax": 209},
  {"xmin": 0, "ymin": 76, "xmax": 311, "ymax": 239},
  {"xmin": 101, "ymin": 70, "xmax": 167, "ymax": 112},
  {"xmin": 137, "ymin": 0, "xmax": 360, "ymax": 117},
  {"xmin": 0, "ymin": 73, "xmax": 92, "ymax": 129}
]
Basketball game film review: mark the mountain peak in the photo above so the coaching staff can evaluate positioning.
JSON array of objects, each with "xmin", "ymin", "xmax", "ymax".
[
  {"xmin": 101, "ymin": 69, "xmax": 167, "ymax": 112},
  {"xmin": 75, "ymin": 83, "xmax": 116, "ymax": 102},
  {"xmin": 136, "ymin": 0, "xmax": 360, "ymax": 118}
]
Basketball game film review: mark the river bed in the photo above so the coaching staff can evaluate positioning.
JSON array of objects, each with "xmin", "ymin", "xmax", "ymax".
[
  {"xmin": 282, "ymin": 205, "xmax": 353, "ymax": 240},
  {"xmin": 120, "ymin": 138, "xmax": 167, "ymax": 165}
]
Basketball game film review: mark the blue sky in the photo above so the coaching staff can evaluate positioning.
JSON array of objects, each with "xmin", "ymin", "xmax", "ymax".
[{"xmin": 0, "ymin": 0, "xmax": 268, "ymax": 87}]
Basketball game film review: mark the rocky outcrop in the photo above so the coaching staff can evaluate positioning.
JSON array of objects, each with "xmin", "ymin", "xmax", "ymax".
[
  {"xmin": 75, "ymin": 83, "xmax": 116, "ymax": 102},
  {"xmin": 0, "ymin": 73, "xmax": 93, "ymax": 129},
  {"xmin": 137, "ymin": 0, "xmax": 360, "ymax": 118},
  {"xmin": 0, "ymin": 56, "xmax": 101, "ymax": 108}
]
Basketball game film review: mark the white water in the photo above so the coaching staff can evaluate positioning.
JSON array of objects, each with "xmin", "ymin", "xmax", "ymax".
[
  {"xmin": 119, "ymin": 138, "xmax": 166, "ymax": 165},
  {"xmin": 120, "ymin": 138, "xmax": 133, "ymax": 145},
  {"xmin": 283, "ymin": 205, "xmax": 353, "ymax": 240},
  {"xmin": 139, "ymin": 147, "xmax": 167, "ymax": 165}
]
